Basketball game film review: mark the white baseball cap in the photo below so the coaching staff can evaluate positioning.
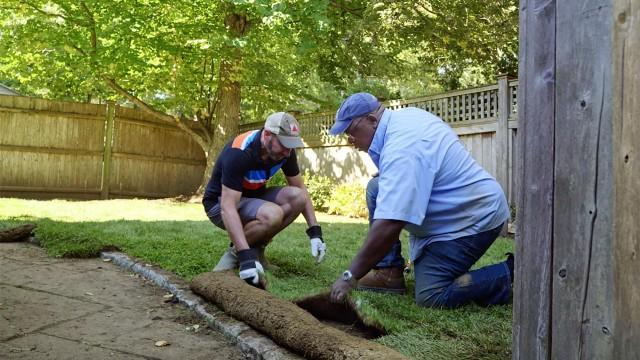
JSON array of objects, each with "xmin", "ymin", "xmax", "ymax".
[{"xmin": 264, "ymin": 112, "xmax": 304, "ymax": 148}]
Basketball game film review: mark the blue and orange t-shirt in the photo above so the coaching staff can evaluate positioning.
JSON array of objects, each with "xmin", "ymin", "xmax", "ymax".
[{"xmin": 202, "ymin": 129, "xmax": 299, "ymax": 212}]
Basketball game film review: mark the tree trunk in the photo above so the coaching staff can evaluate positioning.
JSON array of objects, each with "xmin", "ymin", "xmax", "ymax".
[{"xmin": 196, "ymin": 12, "xmax": 247, "ymax": 194}]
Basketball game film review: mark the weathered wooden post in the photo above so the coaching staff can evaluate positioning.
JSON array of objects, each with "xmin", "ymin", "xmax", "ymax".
[
  {"xmin": 612, "ymin": 0, "xmax": 639, "ymax": 357},
  {"xmin": 100, "ymin": 101, "xmax": 115, "ymax": 200},
  {"xmin": 513, "ymin": 0, "xmax": 555, "ymax": 356},
  {"xmin": 496, "ymin": 74, "xmax": 511, "ymax": 201},
  {"xmin": 515, "ymin": 0, "xmax": 639, "ymax": 359}
]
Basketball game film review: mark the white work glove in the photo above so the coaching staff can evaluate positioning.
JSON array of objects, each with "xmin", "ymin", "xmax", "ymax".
[
  {"xmin": 310, "ymin": 238, "xmax": 326, "ymax": 263},
  {"xmin": 237, "ymin": 249, "xmax": 266, "ymax": 289},
  {"xmin": 306, "ymin": 225, "xmax": 326, "ymax": 263}
]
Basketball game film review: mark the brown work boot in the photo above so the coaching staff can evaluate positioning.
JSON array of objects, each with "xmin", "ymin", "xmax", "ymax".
[{"xmin": 356, "ymin": 267, "xmax": 406, "ymax": 295}]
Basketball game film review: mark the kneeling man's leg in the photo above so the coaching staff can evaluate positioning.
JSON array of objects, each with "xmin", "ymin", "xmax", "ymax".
[
  {"xmin": 239, "ymin": 186, "xmax": 306, "ymax": 245},
  {"xmin": 356, "ymin": 176, "xmax": 406, "ymax": 294},
  {"xmin": 414, "ymin": 225, "xmax": 512, "ymax": 308},
  {"xmin": 243, "ymin": 199, "xmax": 285, "ymax": 246}
]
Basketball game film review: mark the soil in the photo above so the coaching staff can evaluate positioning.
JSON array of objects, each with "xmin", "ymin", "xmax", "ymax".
[
  {"xmin": 293, "ymin": 293, "xmax": 386, "ymax": 339},
  {"xmin": 0, "ymin": 224, "xmax": 36, "ymax": 243},
  {"xmin": 191, "ymin": 271, "xmax": 407, "ymax": 360}
]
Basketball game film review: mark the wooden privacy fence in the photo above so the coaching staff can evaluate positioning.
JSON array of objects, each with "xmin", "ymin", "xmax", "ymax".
[
  {"xmin": 1, "ymin": 76, "xmax": 517, "ymax": 202},
  {"xmin": 0, "ymin": 95, "xmax": 206, "ymax": 199},
  {"xmin": 240, "ymin": 75, "xmax": 519, "ymax": 206}
]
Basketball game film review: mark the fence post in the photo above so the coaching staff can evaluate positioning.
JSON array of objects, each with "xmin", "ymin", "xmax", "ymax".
[
  {"xmin": 496, "ymin": 74, "xmax": 511, "ymax": 203},
  {"xmin": 101, "ymin": 101, "xmax": 115, "ymax": 199}
]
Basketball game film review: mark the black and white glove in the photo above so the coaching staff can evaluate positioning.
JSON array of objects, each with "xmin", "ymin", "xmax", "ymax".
[
  {"xmin": 306, "ymin": 225, "xmax": 326, "ymax": 263},
  {"xmin": 237, "ymin": 249, "xmax": 265, "ymax": 288}
]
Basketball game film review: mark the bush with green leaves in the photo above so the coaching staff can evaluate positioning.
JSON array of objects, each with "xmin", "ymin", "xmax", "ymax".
[
  {"xmin": 302, "ymin": 170, "xmax": 333, "ymax": 211},
  {"xmin": 509, "ymin": 203, "xmax": 517, "ymax": 223},
  {"xmin": 326, "ymin": 182, "xmax": 368, "ymax": 218},
  {"xmin": 266, "ymin": 169, "xmax": 287, "ymax": 187},
  {"xmin": 267, "ymin": 169, "xmax": 368, "ymax": 217}
]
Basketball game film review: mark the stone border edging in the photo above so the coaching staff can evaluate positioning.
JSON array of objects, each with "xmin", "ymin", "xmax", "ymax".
[{"xmin": 100, "ymin": 251, "xmax": 301, "ymax": 360}]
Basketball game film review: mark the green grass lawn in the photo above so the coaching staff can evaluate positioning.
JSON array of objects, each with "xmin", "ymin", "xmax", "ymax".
[{"xmin": 0, "ymin": 198, "xmax": 513, "ymax": 359}]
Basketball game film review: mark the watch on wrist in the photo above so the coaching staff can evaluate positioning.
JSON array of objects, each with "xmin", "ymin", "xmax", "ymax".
[{"xmin": 342, "ymin": 270, "xmax": 354, "ymax": 283}]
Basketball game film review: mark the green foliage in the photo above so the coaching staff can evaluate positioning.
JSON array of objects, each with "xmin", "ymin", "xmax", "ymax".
[
  {"xmin": 302, "ymin": 170, "xmax": 333, "ymax": 212},
  {"xmin": 309, "ymin": 0, "xmax": 518, "ymax": 92},
  {"xmin": 0, "ymin": 198, "xmax": 514, "ymax": 359},
  {"xmin": 266, "ymin": 169, "xmax": 287, "ymax": 187},
  {"xmin": 326, "ymin": 182, "xmax": 368, "ymax": 219},
  {"xmin": 0, "ymin": 0, "xmax": 341, "ymax": 120},
  {"xmin": 0, "ymin": 0, "xmax": 518, "ymax": 121},
  {"xmin": 510, "ymin": 203, "xmax": 517, "ymax": 223}
]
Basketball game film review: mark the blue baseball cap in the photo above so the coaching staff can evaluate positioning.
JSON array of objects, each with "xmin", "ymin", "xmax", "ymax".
[{"xmin": 329, "ymin": 92, "xmax": 380, "ymax": 135}]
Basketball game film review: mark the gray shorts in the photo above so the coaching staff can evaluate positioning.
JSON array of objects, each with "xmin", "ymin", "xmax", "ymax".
[{"xmin": 206, "ymin": 187, "xmax": 284, "ymax": 230}]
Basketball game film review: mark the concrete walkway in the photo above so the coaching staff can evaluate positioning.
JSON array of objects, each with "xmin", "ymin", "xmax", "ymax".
[{"xmin": 0, "ymin": 242, "xmax": 248, "ymax": 360}]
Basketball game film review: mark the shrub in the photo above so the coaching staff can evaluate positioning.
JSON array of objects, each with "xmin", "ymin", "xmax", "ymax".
[
  {"xmin": 326, "ymin": 182, "xmax": 368, "ymax": 218},
  {"xmin": 509, "ymin": 203, "xmax": 517, "ymax": 223},
  {"xmin": 302, "ymin": 170, "xmax": 333, "ymax": 211},
  {"xmin": 266, "ymin": 169, "xmax": 287, "ymax": 187}
]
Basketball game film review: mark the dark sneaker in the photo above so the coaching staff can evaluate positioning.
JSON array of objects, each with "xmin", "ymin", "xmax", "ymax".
[{"xmin": 356, "ymin": 267, "xmax": 406, "ymax": 295}]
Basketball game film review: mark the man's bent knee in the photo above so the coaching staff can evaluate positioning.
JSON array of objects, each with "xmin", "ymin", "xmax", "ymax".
[
  {"xmin": 256, "ymin": 203, "xmax": 284, "ymax": 228},
  {"xmin": 278, "ymin": 186, "xmax": 306, "ymax": 212}
]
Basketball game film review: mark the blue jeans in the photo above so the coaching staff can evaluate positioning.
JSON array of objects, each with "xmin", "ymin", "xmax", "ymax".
[
  {"xmin": 414, "ymin": 225, "xmax": 512, "ymax": 308},
  {"xmin": 366, "ymin": 176, "xmax": 512, "ymax": 308}
]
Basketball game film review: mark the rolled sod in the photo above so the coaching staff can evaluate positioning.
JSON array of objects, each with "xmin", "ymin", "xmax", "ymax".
[{"xmin": 191, "ymin": 271, "xmax": 406, "ymax": 360}]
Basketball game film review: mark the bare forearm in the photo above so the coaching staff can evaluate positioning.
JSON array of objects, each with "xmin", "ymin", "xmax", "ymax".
[
  {"xmin": 348, "ymin": 219, "xmax": 405, "ymax": 279},
  {"xmin": 221, "ymin": 205, "xmax": 249, "ymax": 251},
  {"xmin": 301, "ymin": 187, "xmax": 318, "ymax": 227},
  {"xmin": 287, "ymin": 175, "xmax": 318, "ymax": 227}
]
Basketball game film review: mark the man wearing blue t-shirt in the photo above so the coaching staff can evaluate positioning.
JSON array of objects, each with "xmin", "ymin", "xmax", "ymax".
[
  {"xmin": 202, "ymin": 112, "xmax": 326, "ymax": 288},
  {"xmin": 329, "ymin": 92, "xmax": 513, "ymax": 308}
]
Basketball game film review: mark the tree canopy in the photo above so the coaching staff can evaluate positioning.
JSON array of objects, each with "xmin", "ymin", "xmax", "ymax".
[
  {"xmin": 0, "ymin": 0, "xmax": 517, "ymax": 113},
  {"xmin": 0, "ymin": 0, "xmax": 517, "ymax": 190}
]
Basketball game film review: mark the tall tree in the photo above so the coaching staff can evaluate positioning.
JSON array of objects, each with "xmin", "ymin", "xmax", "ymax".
[
  {"xmin": 0, "ymin": 0, "xmax": 518, "ymax": 192},
  {"xmin": 0, "ymin": 0, "xmax": 338, "ymax": 191},
  {"xmin": 310, "ymin": 0, "xmax": 518, "ymax": 92}
]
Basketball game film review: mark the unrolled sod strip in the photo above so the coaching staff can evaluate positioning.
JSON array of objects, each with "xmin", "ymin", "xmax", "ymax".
[{"xmin": 191, "ymin": 271, "xmax": 407, "ymax": 360}]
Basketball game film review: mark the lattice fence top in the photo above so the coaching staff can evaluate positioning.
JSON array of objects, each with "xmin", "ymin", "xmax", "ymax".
[
  {"xmin": 385, "ymin": 83, "xmax": 500, "ymax": 123},
  {"xmin": 239, "ymin": 80, "xmax": 518, "ymax": 144}
]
